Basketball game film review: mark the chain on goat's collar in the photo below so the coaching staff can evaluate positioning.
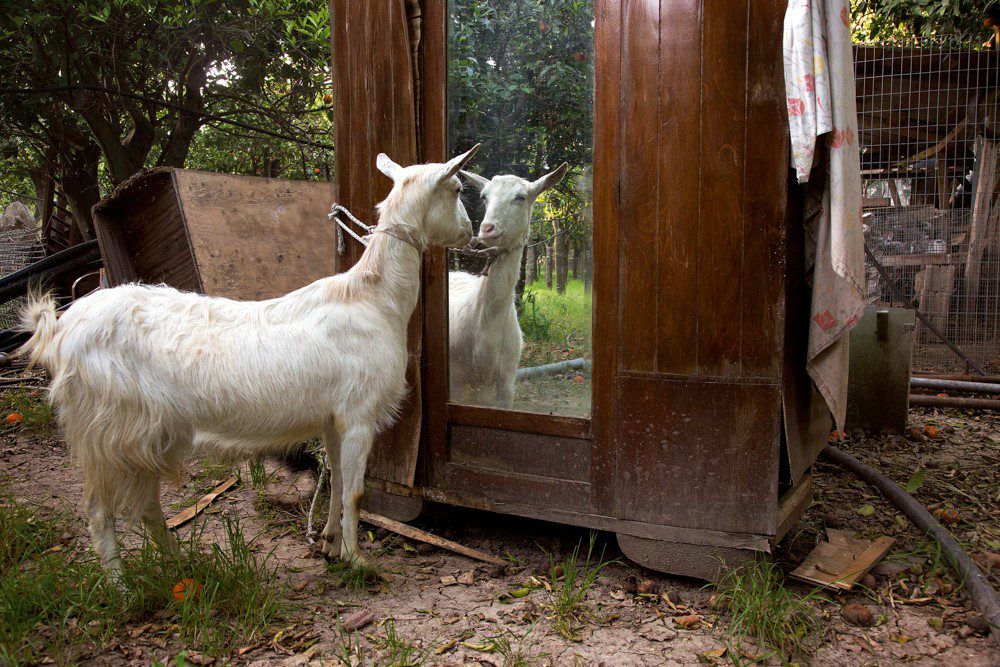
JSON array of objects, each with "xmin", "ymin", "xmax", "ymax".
[{"xmin": 329, "ymin": 203, "xmax": 424, "ymax": 254}]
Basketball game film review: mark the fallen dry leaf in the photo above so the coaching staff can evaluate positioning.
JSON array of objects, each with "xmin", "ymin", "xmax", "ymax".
[
  {"xmin": 702, "ymin": 647, "xmax": 727, "ymax": 659},
  {"xmin": 341, "ymin": 609, "xmax": 373, "ymax": 631},
  {"xmin": 673, "ymin": 614, "xmax": 702, "ymax": 630},
  {"xmin": 440, "ymin": 575, "xmax": 458, "ymax": 586},
  {"xmin": 457, "ymin": 570, "xmax": 475, "ymax": 585},
  {"xmin": 434, "ymin": 639, "xmax": 457, "ymax": 655}
]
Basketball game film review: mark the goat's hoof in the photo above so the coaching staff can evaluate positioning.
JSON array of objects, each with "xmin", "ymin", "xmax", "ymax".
[
  {"xmin": 340, "ymin": 548, "xmax": 368, "ymax": 567},
  {"xmin": 320, "ymin": 539, "xmax": 342, "ymax": 560}
]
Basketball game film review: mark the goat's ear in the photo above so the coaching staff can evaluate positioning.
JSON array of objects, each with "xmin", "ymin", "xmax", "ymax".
[
  {"xmin": 528, "ymin": 162, "xmax": 569, "ymax": 199},
  {"xmin": 460, "ymin": 170, "xmax": 489, "ymax": 192},
  {"xmin": 439, "ymin": 143, "xmax": 481, "ymax": 184},
  {"xmin": 377, "ymin": 153, "xmax": 403, "ymax": 180}
]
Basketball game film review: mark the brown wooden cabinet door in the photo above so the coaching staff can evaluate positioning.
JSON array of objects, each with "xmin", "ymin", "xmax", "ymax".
[{"xmin": 594, "ymin": 0, "xmax": 789, "ymax": 534}]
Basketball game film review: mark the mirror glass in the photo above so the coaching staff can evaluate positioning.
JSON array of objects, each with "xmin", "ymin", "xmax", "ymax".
[{"xmin": 446, "ymin": 0, "xmax": 594, "ymax": 417}]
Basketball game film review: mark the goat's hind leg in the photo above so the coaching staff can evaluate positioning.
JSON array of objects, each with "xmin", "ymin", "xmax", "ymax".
[
  {"xmin": 320, "ymin": 422, "xmax": 343, "ymax": 559},
  {"xmin": 141, "ymin": 478, "xmax": 178, "ymax": 555},
  {"xmin": 339, "ymin": 423, "xmax": 374, "ymax": 565},
  {"xmin": 86, "ymin": 494, "xmax": 123, "ymax": 585}
]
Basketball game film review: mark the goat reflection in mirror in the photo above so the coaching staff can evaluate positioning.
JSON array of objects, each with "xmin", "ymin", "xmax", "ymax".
[{"xmin": 448, "ymin": 163, "xmax": 569, "ymax": 408}]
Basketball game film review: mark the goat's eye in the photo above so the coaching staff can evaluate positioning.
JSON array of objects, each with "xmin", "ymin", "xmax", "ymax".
[{"xmin": 514, "ymin": 194, "xmax": 527, "ymax": 202}]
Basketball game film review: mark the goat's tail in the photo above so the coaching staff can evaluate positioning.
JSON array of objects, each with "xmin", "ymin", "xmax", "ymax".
[{"xmin": 16, "ymin": 291, "xmax": 59, "ymax": 370}]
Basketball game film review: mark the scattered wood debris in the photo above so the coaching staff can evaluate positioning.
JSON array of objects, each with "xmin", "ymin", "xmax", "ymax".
[
  {"xmin": 791, "ymin": 528, "xmax": 895, "ymax": 590},
  {"xmin": 359, "ymin": 509, "xmax": 505, "ymax": 566},
  {"xmin": 166, "ymin": 476, "xmax": 238, "ymax": 529}
]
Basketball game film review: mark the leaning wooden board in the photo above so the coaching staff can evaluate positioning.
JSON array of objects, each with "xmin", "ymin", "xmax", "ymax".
[{"xmin": 92, "ymin": 168, "xmax": 338, "ymax": 301}]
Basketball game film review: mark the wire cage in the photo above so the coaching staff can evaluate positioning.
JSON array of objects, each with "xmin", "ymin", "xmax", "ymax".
[
  {"xmin": 0, "ymin": 209, "xmax": 44, "ymax": 330},
  {"xmin": 856, "ymin": 38, "xmax": 1000, "ymax": 375}
]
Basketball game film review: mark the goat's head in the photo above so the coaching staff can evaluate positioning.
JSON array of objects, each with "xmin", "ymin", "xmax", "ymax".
[
  {"xmin": 375, "ymin": 145, "xmax": 479, "ymax": 249},
  {"xmin": 461, "ymin": 163, "xmax": 569, "ymax": 250}
]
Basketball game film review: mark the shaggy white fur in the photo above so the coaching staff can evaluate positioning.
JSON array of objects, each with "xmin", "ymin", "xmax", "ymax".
[
  {"xmin": 18, "ymin": 146, "xmax": 479, "ymax": 577},
  {"xmin": 449, "ymin": 163, "xmax": 568, "ymax": 407}
]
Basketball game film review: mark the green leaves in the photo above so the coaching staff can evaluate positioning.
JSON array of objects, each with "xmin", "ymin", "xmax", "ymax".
[{"xmin": 904, "ymin": 469, "xmax": 928, "ymax": 493}]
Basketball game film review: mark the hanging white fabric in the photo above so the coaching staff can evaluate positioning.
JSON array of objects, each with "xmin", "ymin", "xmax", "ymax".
[{"xmin": 783, "ymin": 0, "xmax": 865, "ymax": 432}]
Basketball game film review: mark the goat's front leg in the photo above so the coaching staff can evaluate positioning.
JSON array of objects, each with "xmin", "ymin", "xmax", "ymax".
[
  {"xmin": 87, "ymin": 496, "xmax": 123, "ymax": 585},
  {"xmin": 495, "ymin": 372, "xmax": 516, "ymax": 409},
  {"xmin": 339, "ymin": 424, "xmax": 374, "ymax": 565},
  {"xmin": 141, "ymin": 479, "xmax": 178, "ymax": 555},
  {"xmin": 320, "ymin": 423, "xmax": 343, "ymax": 558}
]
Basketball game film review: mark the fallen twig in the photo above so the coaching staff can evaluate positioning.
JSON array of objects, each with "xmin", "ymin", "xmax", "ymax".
[
  {"xmin": 359, "ymin": 509, "xmax": 506, "ymax": 566},
  {"xmin": 166, "ymin": 475, "xmax": 239, "ymax": 529}
]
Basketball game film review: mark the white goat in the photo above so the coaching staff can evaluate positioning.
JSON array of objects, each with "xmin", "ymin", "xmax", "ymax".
[
  {"xmin": 448, "ymin": 163, "xmax": 568, "ymax": 407},
  {"xmin": 17, "ymin": 146, "xmax": 479, "ymax": 576}
]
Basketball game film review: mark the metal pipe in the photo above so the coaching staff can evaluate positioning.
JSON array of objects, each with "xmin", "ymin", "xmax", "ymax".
[
  {"xmin": 911, "ymin": 377, "xmax": 1000, "ymax": 394},
  {"xmin": 910, "ymin": 394, "xmax": 1000, "ymax": 410},
  {"xmin": 823, "ymin": 445, "xmax": 1000, "ymax": 637},
  {"xmin": 914, "ymin": 373, "xmax": 1000, "ymax": 384},
  {"xmin": 516, "ymin": 357, "xmax": 589, "ymax": 381}
]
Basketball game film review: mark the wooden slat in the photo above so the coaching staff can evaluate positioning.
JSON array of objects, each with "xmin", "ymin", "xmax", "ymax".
[
  {"xmin": 740, "ymin": 0, "xmax": 786, "ymax": 378},
  {"xmin": 654, "ymin": 0, "xmax": 702, "ymax": 375},
  {"xmin": 331, "ymin": 0, "xmax": 422, "ymax": 488},
  {"xmin": 448, "ymin": 424, "xmax": 590, "ymax": 483},
  {"xmin": 448, "ymin": 403, "xmax": 590, "ymax": 440},
  {"xmin": 589, "ymin": 0, "xmax": 622, "ymax": 515},
  {"xmin": 695, "ymin": 0, "xmax": 748, "ymax": 376},
  {"xmin": 617, "ymin": 0, "xmax": 660, "ymax": 373}
]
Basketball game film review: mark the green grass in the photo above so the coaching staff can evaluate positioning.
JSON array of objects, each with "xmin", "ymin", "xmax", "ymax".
[
  {"xmin": 0, "ymin": 389, "xmax": 55, "ymax": 433},
  {"xmin": 484, "ymin": 626, "xmax": 546, "ymax": 667},
  {"xmin": 326, "ymin": 559, "xmax": 386, "ymax": 591},
  {"xmin": 0, "ymin": 481, "xmax": 284, "ymax": 663},
  {"xmin": 543, "ymin": 532, "xmax": 612, "ymax": 640},
  {"xmin": 712, "ymin": 560, "xmax": 824, "ymax": 662},
  {"xmin": 375, "ymin": 620, "xmax": 429, "ymax": 666},
  {"xmin": 519, "ymin": 278, "xmax": 592, "ymax": 366}
]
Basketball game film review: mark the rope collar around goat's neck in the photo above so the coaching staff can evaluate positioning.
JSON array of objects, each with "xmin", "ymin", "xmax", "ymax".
[{"xmin": 371, "ymin": 227, "xmax": 425, "ymax": 254}]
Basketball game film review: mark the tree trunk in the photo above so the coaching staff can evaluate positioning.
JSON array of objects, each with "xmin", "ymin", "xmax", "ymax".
[
  {"xmin": 59, "ymin": 142, "xmax": 102, "ymax": 242},
  {"xmin": 555, "ymin": 228, "xmax": 568, "ymax": 294},
  {"xmin": 515, "ymin": 246, "xmax": 527, "ymax": 313},
  {"xmin": 527, "ymin": 239, "xmax": 539, "ymax": 283},
  {"xmin": 571, "ymin": 242, "xmax": 580, "ymax": 280},
  {"xmin": 583, "ymin": 246, "xmax": 593, "ymax": 295},
  {"xmin": 545, "ymin": 241, "xmax": 553, "ymax": 289}
]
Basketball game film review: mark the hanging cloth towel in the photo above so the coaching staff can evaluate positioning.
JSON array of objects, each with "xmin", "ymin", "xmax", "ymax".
[{"xmin": 783, "ymin": 0, "xmax": 865, "ymax": 432}]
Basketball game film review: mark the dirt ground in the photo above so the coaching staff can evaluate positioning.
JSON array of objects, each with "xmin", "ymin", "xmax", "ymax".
[{"xmin": 1, "ymin": 398, "xmax": 998, "ymax": 665}]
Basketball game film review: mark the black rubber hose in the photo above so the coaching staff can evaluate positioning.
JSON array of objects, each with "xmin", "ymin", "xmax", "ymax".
[
  {"xmin": 824, "ymin": 445, "xmax": 1000, "ymax": 636},
  {"xmin": 0, "ymin": 240, "xmax": 101, "ymax": 305}
]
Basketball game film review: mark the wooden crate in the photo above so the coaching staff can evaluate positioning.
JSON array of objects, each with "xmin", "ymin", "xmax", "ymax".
[{"xmin": 92, "ymin": 168, "xmax": 338, "ymax": 299}]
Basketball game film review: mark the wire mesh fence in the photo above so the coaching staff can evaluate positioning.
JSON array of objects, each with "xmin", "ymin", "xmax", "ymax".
[
  {"xmin": 856, "ymin": 38, "xmax": 1000, "ymax": 374},
  {"xmin": 0, "ymin": 215, "xmax": 44, "ymax": 330}
]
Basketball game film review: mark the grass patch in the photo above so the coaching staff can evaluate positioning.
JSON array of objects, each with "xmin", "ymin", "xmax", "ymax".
[
  {"xmin": 0, "ymin": 481, "xmax": 284, "ymax": 663},
  {"xmin": 544, "ymin": 532, "xmax": 611, "ymax": 640},
  {"xmin": 326, "ymin": 559, "xmax": 386, "ymax": 591},
  {"xmin": 0, "ymin": 389, "xmax": 55, "ymax": 433},
  {"xmin": 712, "ymin": 559, "xmax": 824, "ymax": 661},
  {"xmin": 520, "ymin": 278, "xmax": 591, "ymax": 366},
  {"xmin": 374, "ymin": 619, "xmax": 428, "ymax": 666},
  {"xmin": 484, "ymin": 626, "xmax": 546, "ymax": 667}
]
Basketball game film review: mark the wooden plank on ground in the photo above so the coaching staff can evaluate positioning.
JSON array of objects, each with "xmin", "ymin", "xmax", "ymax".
[
  {"xmin": 359, "ymin": 510, "xmax": 505, "ymax": 566},
  {"xmin": 790, "ymin": 528, "xmax": 895, "ymax": 590},
  {"xmin": 166, "ymin": 475, "xmax": 239, "ymax": 529}
]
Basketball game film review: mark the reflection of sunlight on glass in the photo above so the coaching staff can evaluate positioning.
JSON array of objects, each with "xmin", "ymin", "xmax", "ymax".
[{"xmin": 446, "ymin": 0, "xmax": 594, "ymax": 418}]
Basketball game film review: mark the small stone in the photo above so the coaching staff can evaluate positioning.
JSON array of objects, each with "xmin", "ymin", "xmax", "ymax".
[
  {"xmin": 965, "ymin": 613, "xmax": 991, "ymax": 635},
  {"xmin": 906, "ymin": 427, "xmax": 926, "ymax": 443},
  {"xmin": 637, "ymin": 579, "xmax": 658, "ymax": 595},
  {"xmin": 624, "ymin": 575, "xmax": 639, "ymax": 594},
  {"xmin": 457, "ymin": 570, "xmax": 475, "ymax": 585},
  {"xmin": 414, "ymin": 542, "xmax": 435, "ymax": 556},
  {"xmin": 823, "ymin": 511, "xmax": 842, "ymax": 528},
  {"xmin": 859, "ymin": 574, "xmax": 877, "ymax": 590},
  {"xmin": 843, "ymin": 603, "xmax": 875, "ymax": 627}
]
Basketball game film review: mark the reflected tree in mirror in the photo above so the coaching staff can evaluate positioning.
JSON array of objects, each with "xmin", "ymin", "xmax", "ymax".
[{"xmin": 447, "ymin": 0, "xmax": 594, "ymax": 417}]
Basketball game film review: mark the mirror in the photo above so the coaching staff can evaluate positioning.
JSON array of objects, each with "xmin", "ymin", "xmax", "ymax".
[{"xmin": 447, "ymin": 0, "xmax": 595, "ymax": 417}]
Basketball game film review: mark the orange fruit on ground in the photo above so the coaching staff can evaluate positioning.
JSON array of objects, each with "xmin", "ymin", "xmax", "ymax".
[
  {"xmin": 572, "ymin": 375, "xmax": 585, "ymax": 383},
  {"xmin": 172, "ymin": 578, "xmax": 203, "ymax": 602},
  {"xmin": 922, "ymin": 425, "xmax": 940, "ymax": 439},
  {"xmin": 4, "ymin": 413, "xmax": 23, "ymax": 424}
]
